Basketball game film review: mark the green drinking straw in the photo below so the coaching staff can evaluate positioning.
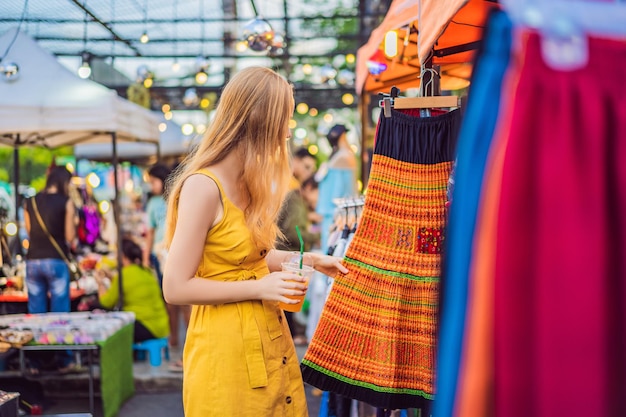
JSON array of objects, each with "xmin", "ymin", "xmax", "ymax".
[{"xmin": 295, "ymin": 225, "xmax": 304, "ymax": 269}]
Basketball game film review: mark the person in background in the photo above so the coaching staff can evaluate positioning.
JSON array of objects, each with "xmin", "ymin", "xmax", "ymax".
[
  {"xmin": 96, "ymin": 238, "xmax": 169, "ymax": 343},
  {"xmin": 278, "ymin": 147, "xmax": 320, "ymax": 253},
  {"xmin": 276, "ymin": 149, "xmax": 320, "ymax": 345},
  {"xmin": 143, "ymin": 163, "xmax": 191, "ymax": 351},
  {"xmin": 23, "ymin": 166, "xmax": 76, "ymax": 313},
  {"xmin": 301, "ymin": 176, "xmax": 321, "ymax": 225},
  {"xmin": 306, "ymin": 125, "xmax": 358, "ymax": 348},
  {"xmin": 315, "ymin": 124, "xmax": 358, "ymax": 251},
  {"xmin": 162, "ymin": 66, "xmax": 347, "ymax": 416},
  {"xmin": 291, "ymin": 147, "xmax": 317, "ymax": 184},
  {"xmin": 143, "ymin": 163, "xmax": 170, "ymax": 283}
]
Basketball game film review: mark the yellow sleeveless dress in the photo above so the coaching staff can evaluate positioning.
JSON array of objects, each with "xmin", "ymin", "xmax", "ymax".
[{"xmin": 182, "ymin": 169, "xmax": 308, "ymax": 417}]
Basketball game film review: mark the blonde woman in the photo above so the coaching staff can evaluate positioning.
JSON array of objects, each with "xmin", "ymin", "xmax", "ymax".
[{"xmin": 162, "ymin": 67, "xmax": 347, "ymax": 416}]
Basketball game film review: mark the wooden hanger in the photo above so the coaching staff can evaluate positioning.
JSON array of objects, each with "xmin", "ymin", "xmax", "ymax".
[
  {"xmin": 393, "ymin": 95, "xmax": 461, "ymax": 110},
  {"xmin": 379, "ymin": 88, "xmax": 461, "ymax": 118},
  {"xmin": 378, "ymin": 2, "xmax": 464, "ymax": 119}
]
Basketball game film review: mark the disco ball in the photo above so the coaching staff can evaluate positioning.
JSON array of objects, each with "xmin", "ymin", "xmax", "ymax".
[
  {"xmin": 195, "ymin": 55, "xmax": 210, "ymax": 72},
  {"xmin": 336, "ymin": 69, "xmax": 355, "ymax": 86},
  {"xmin": 183, "ymin": 88, "xmax": 199, "ymax": 107},
  {"xmin": 136, "ymin": 65, "xmax": 150, "ymax": 81},
  {"xmin": 272, "ymin": 33, "xmax": 286, "ymax": 49},
  {"xmin": 268, "ymin": 33, "xmax": 286, "ymax": 56},
  {"xmin": 0, "ymin": 62, "xmax": 19, "ymax": 82},
  {"xmin": 242, "ymin": 17, "xmax": 274, "ymax": 52},
  {"xmin": 319, "ymin": 65, "xmax": 338, "ymax": 83}
]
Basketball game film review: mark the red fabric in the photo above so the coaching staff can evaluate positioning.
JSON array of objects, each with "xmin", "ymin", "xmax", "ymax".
[
  {"xmin": 399, "ymin": 108, "xmax": 448, "ymax": 118},
  {"xmin": 493, "ymin": 33, "xmax": 626, "ymax": 417}
]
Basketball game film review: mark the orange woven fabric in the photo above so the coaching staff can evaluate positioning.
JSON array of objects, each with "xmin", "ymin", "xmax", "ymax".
[{"xmin": 302, "ymin": 155, "xmax": 453, "ymax": 410}]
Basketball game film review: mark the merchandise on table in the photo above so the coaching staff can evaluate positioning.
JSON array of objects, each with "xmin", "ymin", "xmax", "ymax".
[
  {"xmin": 0, "ymin": 312, "xmax": 134, "ymax": 345},
  {"xmin": 0, "ymin": 390, "xmax": 19, "ymax": 417}
]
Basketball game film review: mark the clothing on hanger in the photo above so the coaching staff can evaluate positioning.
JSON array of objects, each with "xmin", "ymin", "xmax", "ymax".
[
  {"xmin": 302, "ymin": 107, "xmax": 460, "ymax": 411},
  {"xmin": 433, "ymin": 9, "xmax": 513, "ymax": 417},
  {"xmin": 437, "ymin": 5, "xmax": 626, "ymax": 416}
]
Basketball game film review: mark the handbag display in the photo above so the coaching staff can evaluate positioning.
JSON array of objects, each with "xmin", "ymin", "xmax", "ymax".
[{"xmin": 30, "ymin": 196, "xmax": 82, "ymax": 281}]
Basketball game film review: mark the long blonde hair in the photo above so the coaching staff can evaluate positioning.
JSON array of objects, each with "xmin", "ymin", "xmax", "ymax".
[{"xmin": 164, "ymin": 67, "xmax": 294, "ymax": 250}]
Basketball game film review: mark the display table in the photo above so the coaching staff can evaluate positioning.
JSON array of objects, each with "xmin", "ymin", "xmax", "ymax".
[
  {"xmin": 0, "ymin": 289, "xmax": 86, "ymax": 315},
  {"xmin": 0, "ymin": 312, "xmax": 135, "ymax": 417}
]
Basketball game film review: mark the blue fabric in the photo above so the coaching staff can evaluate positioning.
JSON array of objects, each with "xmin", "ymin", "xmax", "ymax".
[
  {"xmin": 25, "ymin": 258, "xmax": 71, "ymax": 313},
  {"xmin": 146, "ymin": 195, "xmax": 167, "ymax": 246},
  {"xmin": 433, "ymin": 10, "xmax": 513, "ymax": 417},
  {"xmin": 316, "ymin": 168, "xmax": 356, "ymax": 249}
]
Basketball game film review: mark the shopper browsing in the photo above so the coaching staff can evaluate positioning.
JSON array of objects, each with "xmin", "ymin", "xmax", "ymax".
[
  {"xmin": 23, "ymin": 166, "xmax": 77, "ymax": 313},
  {"xmin": 162, "ymin": 66, "xmax": 347, "ymax": 416},
  {"xmin": 95, "ymin": 238, "xmax": 169, "ymax": 344},
  {"xmin": 144, "ymin": 163, "xmax": 191, "ymax": 352},
  {"xmin": 277, "ymin": 148, "xmax": 320, "ymax": 346},
  {"xmin": 315, "ymin": 124, "xmax": 358, "ymax": 250}
]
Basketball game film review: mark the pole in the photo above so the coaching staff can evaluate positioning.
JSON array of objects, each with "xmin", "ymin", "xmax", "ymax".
[
  {"xmin": 13, "ymin": 143, "xmax": 19, "ymax": 222},
  {"xmin": 360, "ymin": 93, "xmax": 370, "ymax": 189},
  {"xmin": 13, "ymin": 138, "xmax": 22, "ymax": 257},
  {"xmin": 111, "ymin": 132, "xmax": 124, "ymax": 310}
]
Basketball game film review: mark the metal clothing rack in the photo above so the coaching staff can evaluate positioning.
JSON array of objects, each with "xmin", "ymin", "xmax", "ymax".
[{"xmin": 332, "ymin": 196, "xmax": 365, "ymax": 209}]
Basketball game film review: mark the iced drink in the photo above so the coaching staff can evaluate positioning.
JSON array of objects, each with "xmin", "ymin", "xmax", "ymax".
[{"xmin": 279, "ymin": 262, "xmax": 314, "ymax": 312}]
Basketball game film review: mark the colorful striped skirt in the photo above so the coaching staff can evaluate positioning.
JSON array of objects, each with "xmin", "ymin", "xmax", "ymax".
[{"xmin": 301, "ymin": 108, "xmax": 460, "ymax": 410}]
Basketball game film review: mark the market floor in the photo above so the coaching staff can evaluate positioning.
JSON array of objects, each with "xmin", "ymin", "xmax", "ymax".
[
  {"xmin": 40, "ymin": 384, "xmax": 322, "ymax": 417},
  {"xmin": 34, "ymin": 343, "xmax": 321, "ymax": 416}
]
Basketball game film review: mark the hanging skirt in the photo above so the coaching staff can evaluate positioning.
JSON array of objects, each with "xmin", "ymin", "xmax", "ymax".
[
  {"xmin": 433, "ymin": 10, "xmax": 513, "ymax": 417},
  {"xmin": 488, "ymin": 32, "xmax": 626, "ymax": 417},
  {"xmin": 301, "ymin": 108, "xmax": 461, "ymax": 410}
]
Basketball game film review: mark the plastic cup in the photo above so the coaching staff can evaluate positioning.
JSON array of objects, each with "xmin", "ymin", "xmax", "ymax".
[{"xmin": 279, "ymin": 262, "xmax": 314, "ymax": 312}]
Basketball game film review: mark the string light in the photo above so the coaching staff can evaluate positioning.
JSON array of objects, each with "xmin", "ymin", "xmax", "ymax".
[
  {"xmin": 384, "ymin": 30, "xmax": 398, "ymax": 58},
  {"xmin": 4, "ymin": 222, "xmax": 17, "ymax": 237},
  {"xmin": 181, "ymin": 123, "xmax": 194, "ymax": 135},
  {"xmin": 296, "ymin": 103, "xmax": 309, "ymax": 115},
  {"xmin": 86, "ymin": 173, "xmax": 100, "ymax": 188},
  {"xmin": 342, "ymin": 93, "xmax": 355, "ymax": 105}
]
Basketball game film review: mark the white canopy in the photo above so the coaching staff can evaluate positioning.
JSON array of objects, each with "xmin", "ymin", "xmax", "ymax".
[
  {"xmin": 74, "ymin": 117, "xmax": 195, "ymax": 162},
  {"xmin": 0, "ymin": 28, "xmax": 159, "ymax": 148}
]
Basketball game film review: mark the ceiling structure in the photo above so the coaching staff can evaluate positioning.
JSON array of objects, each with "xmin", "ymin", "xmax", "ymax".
[{"xmin": 0, "ymin": 0, "xmax": 390, "ymax": 111}]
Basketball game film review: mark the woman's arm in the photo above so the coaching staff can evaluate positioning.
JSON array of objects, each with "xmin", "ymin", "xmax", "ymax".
[
  {"xmin": 65, "ymin": 199, "xmax": 76, "ymax": 246},
  {"xmin": 266, "ymin": 249, "xmax": 348, "ymax": 277},
  {"xmin": 162, "ymin": 174, "xmax": 306, "ymax": 306}
]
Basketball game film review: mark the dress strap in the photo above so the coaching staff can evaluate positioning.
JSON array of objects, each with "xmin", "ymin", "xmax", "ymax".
[{"xmin": 195, "ymin": 168, "xmax": 226, "ymax": 200}]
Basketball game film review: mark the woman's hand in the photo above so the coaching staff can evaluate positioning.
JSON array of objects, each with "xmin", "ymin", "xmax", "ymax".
[
  {"xmin": 309, "ymin": 253, "xmax": 349, "ymax": 277},
  {"xmin": 255, "ymin": 272, "xmax": 308, "ymax": 305}
]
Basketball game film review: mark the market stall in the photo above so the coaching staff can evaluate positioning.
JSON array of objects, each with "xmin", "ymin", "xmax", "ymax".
[
  {"xmin": 0, "ymin": 311, "xmax": 135, "ymax": 417},
  {"xmin": 355, "ymin": 0, "xmax": 498, "ymax": 95},
  {"xmin": 0, "ymin": 28, "xmax": 160, "ymax": 308},
  {"xmin": 355, "ymin": 0, "xmax": 498, "ymax": 184},
  {"xmin": 74, "ymin": 117, "xmax": 194, "ymax": 165},
  {"xmin": 0, "ymin": 288, "xmax": 85, "ymax": 315}
]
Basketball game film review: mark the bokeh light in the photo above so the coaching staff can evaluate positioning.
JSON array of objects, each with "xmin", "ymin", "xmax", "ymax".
[
  {"xmin": 86, "ymin": 173, "xmax": 101, "ymax": 188},
  {"xmin": 296, "ymin": 103, "xmax": 309, "ymax": 115},
  {"xmin": 4, "ymin": 222, "xmax": 17, "ymax": 237}
]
